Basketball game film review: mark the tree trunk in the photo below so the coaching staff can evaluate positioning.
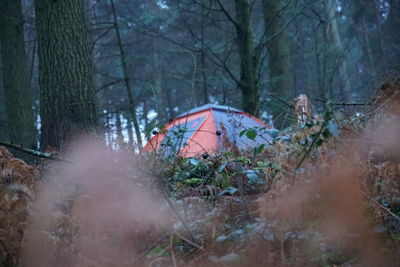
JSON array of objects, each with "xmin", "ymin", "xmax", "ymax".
[
  {"xmin": 35, "ymin": 0, "xmax": 97, "ymax": 150},
  {"xmin": 313, "ymin": 17, "xmax": 329, "ymax": 100},
  {"xmin": 165, "ymin": 88, "xmax": 174, "ymax": 120},
  {"xmin": 142, "ymin": 100, "xmax": 150, "ymax": 140},
  {"xmin": 105, "ymin": 110, "xmax": 112, "ymax": 146},
  {"xmin": 153, "ymin": 40, "xmax": 166, "ymax": 123},
  {"xmin": 126, "ymin": 113, "xmax": 134, "ymax": 148},
  {"xmin": 361, "ymin": 17, "xmax": 378, "ymax": 90},
  {"xmin": 381, "ymin": 0, "xmax": 400, "ymax": 66},
  {"xmin": 110, "ymin": 0, "xmax": 143, "ymax": 150},
  {"xmin": 234, "ymin": 0, "xmax": 259, "ymax": 116},
  {"xmin": 200, "ymin": 6, "xmax": 209, "ymax": 104},
  {"xmin": 373, "ymin": 0, "xmax": 389, "ymax": 74},
  {"xmin": 0, "ymin": 0, "xmax": 37, "ymax": 151},
  {"xmin": 325, "ymin": 0, "xmax": 351, "ymax": 102},
  {"xmin": 385, "ymin": 0, "xmax": 400, "ymax": 63},
  {"xmin": 0, "ymin": 59, "xmax": 9, "ymax": 141},
  {"xmin": 262, "ymin": 0, "xmax": 294, "ymax": 128},
  {"xmin": 293, "ymin": 20, "xmax": 309, "ymax": 96},
  {"xmin": 115, "ymin": 113, "xmax": 124, "ymax": 149}
]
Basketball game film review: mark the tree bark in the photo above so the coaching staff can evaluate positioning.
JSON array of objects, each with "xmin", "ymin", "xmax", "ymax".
[
  {"xmin": 262, "ymin": 0, "xmax": 294, "ymax": 128},
  {"xmin": 0, "ymin": 0, "xmax": 37, "ymax": 150},
  {"xmin": 0, "ymin": 74, "xmax": 8, "ymax": 141},
  {"xmin": 35, "ymin": 0, "xmax": 97, "ymax": 150},
  {"xmin": 234, "ymin": 0, "xmax": 259, "ymax": 116}
]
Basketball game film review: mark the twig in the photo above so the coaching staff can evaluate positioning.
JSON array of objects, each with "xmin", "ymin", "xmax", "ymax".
[
  {"xmin": 170, "ymin": 233, "xmax": 178, "ymax": 267},
  {"xmin": 95, "ymin": 78, "xmax": 123, "ymax": 92},
  {"xmin": 267, "ymin": 93, "xmax": 295, "ymax": 109},
  {"xmin": 356, "ymin": 187, "xmax": 400, "ymax": 222},
  {"xmin": 126, "ymin": 235, "xmax": 169, "ymax": 265},
  {"xmin": 215, "ymin": 0, "xmax": 239, "ymax": 28},
  {"xmin": 294, "ymin": 126, "xmax": 324, "ymax": 171},
  {"xmin": 339, "ymin": 139, "xmax": 388, "ymax": 145},
  {"xmin": 159, "ymin": 180, "xmax": 196, "ymax": 242},
  {"xmin": 173, "ymin": 231, "xmax": 207, "ymax": 253}
]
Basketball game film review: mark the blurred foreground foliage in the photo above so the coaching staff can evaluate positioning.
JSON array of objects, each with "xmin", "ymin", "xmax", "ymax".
[{"xmin": 1, "ymin": 82, "xmax": 400, "ymax": 266}]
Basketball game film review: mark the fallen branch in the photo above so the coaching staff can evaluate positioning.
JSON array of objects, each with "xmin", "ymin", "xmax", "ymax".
[
  {"xmin": 0, "ymin": 141, "xmax": 58, "ymax": 160},
  {"xmin": 316, "ymin": 98, "xmax": 371, "ymax": 106}
]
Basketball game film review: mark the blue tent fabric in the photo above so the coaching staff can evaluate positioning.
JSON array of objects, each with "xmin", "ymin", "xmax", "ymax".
[{"xmin": 212, "ymin": 109, "xmax": 273, "ymax": 150}]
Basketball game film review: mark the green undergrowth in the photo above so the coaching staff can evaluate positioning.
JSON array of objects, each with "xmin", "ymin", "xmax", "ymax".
[{"xmin": 140, "ymin": 108, "xmax": 400, "ymax": 266}]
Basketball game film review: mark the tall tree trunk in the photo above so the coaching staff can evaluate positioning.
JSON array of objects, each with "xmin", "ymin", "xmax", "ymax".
[
  {"xmin": 312, "ymin": 17, "xmax": 329, "ymax": 101},
  {"xmin": 0, "ymin": 0, "xmax": 37, "ymax": 151},
  {"xmin": 0, "ymin": 59, "xmax": 9, "ymax": 141},
  {"xmin": 262, "ymin": 0, "xmax": 294, "ymax": 128},
  {"xmin": 153, "ymin": 40, "xmax": 166, "ymax": 123},
  {"xmin": 125, "ymin": 112, "xmax": 134, "ymax": 148},
  {"xmin": 361, "ymin": 17, "xmax": 378, "ymax": 90},
  {"xmin": 110, "ymin": 0, "xmax": 143, "ymax": 150},
  {"xmin": 35, "ymin": 0, "xmax": 97, "ymax": 150},
  {"xmin": 200, "ymin": 6, "xmax": 209, "ymax": 104},
  {"xmin": 142, "ymin": 100, "xmax": 150, "ymax": 140},
  {"xmin": 325, "ymin": 0, "xmax": 351, "ymax": 102},
  {"xmin": 373, "ymin": 0, "xmax": 389, "ymax": 73},
  {"xmin": 165, "ymin": 89, "xmax": 174, "ymax": 120},
  {"xmin": 386, "ymin": 0, "xmax": 400, "ymax": 63},
  {"xmin": 375, "ymin": 0, "xmax": 400, "ymax": 64},
  {"xmin": 293, "ymin": 20, "xmax": 309, "ymax": 96},
  {"xmin": 105, "ymin": 110, "xmax": 112, "ymax": 146},
  {"xmin": 115, "ymin": 112, "xmax": 124, "ymax": 149},
  {"xmin": 234, "ymin": 0, "xmax": 259, "ymax": 116}
]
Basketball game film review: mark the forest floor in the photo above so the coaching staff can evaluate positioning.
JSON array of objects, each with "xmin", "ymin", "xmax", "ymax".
[{"xmin": 1, "ymin": 79, "xmax": 400, "ymax": 267}]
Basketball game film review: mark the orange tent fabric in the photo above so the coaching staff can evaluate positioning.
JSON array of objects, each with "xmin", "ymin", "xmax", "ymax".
[{"xmin": 143, "ymin": 104, "xmax": 273, "ymax": 157}]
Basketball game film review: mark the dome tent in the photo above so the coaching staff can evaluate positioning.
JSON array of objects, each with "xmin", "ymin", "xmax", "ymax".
[{"xmin": 143, "ymin": 104, "xmax": 275, "ymax": 157}]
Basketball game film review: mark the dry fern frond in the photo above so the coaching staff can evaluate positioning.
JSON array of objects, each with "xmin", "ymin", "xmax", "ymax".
[{"xmin": 0, "ymin": 146, "xmax": 38, "ymax": 265}]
